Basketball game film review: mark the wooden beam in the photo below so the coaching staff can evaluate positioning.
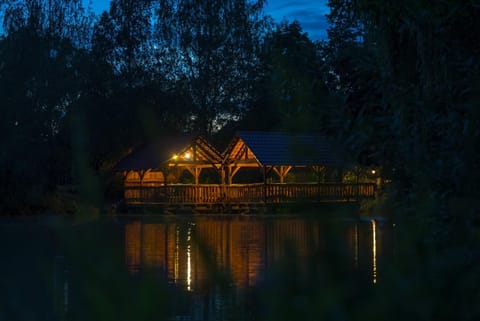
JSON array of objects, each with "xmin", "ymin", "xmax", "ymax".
[
  {"xmin": 221, "ymin": 166, "xmax": 226, "ymax": 185},
  {"xmin": 275, "ymin": 166, "xmax": 292, "ymax": 183},
  {"xmin": 228, "ymin": 166, "xmax": 242, "ymax": 184},
  {"xmin": 272, "ymin": 167, "xmax": 281, "ymax": 180},
  {"xmin": 312, "ymin": 166, "xmax": 325, "ymax": 174},
  {"xmin": 138, "ymin": 169, "xmax": 147, "ymax": 184},
  {"xmin": 184, "ymin": 166, "xmax": 202, "ymax": 185},
  {"xmin": 195, "ymin": 167, "xmax": 201, "ymax": 185}
]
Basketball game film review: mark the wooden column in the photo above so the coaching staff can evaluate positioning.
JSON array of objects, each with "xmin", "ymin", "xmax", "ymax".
[
  {"xmin": 221, "ymin": 166, "xmax": 226, "ymax": 202},
  {"xmin": 221, "ymin": 166, "xmax": 226, "ymax": 185},
  {"xmin": 185, "ymin": 166, "xmax": 202, "ymax": 185},
  {"xmin": 194, "ymin": 167, "xmax": 200, "ymax": 185},
  {"xmin": 138, "ymin": 170, "xmax": 146, "ymax": 203},
  {"xmin": 228, "ymin": 166, "xmax": 241, "ymax": 185},
  {"xmin": 263, "ymin": 166, "xmax": 267, "ymax": 204},
  {"xmin": 161, "ymin": 167, "xmax": 168, "ymax": 204},
  {"xmin": 272, "ymin": 166, "xmax": 292, "ymax": 183}
]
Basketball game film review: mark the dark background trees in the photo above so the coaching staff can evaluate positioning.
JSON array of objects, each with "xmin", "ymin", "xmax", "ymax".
[
  {"xmin": 242, "ymin": 20, "xmax": 337, "ymax": 133},
  {"xmin": 0, "ymin": 0, "xmax": 93, "ymax": 210},
  {"xmin": 156, "ymin": 0, "xmax": 270, "ymax": 135},
  {"xmin": 324, "ymin": 0, "xmax": 480, "ymax": 209}
]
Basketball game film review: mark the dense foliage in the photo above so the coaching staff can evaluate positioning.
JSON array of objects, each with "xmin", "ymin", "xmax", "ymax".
[
  {"xmin": 322, "ymin": 2, "xmax": 480, "ymax": 320},
  {"xmin": 324, "ymin": 0, "xmax": 480, "ymax": 229}
]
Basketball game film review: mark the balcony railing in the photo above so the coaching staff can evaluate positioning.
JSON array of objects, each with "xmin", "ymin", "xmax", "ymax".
[{"xmin": 124, "ymin": 183, "xmax": 376, "ymax": 205}]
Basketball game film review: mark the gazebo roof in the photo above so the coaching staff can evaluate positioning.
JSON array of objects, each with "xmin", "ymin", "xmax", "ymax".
[
  {"xmin": 224, "ymin": 131, "xmax": 346, "ymax": 167},
  {"xmin": 115, "ymin": 135, "xmax": 222, "ymax": 171}
]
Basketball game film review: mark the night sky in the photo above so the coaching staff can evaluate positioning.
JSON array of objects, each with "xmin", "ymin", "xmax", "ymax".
[
  {"xmin": 86, "ymin": 0, "xmax": 330, "ymax": 40},
  {"xmin": 266, "ymin": 0, "xmax": 329, "ymax": 40}
]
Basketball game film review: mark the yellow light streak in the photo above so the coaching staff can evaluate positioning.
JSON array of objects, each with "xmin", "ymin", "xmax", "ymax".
[
  {"xmin": 371, "ymin": 219, "xmax": 377, "ymax": 284},
  {"xmin": 174, "ymin": 227, "xmax": 179, "ymax": 283},
  {"xmin": 187, "ymin": 227, "xmax": 192, "ymax": 291}
]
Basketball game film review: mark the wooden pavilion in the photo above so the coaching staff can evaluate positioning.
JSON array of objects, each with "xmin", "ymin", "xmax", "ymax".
[
  {"xmin": 116, "ymin": 135, "xmax": 224, "ymax": 206},
  {"xmin": 115, "ymin": 132, "xmax": 375, "ymax": 212},
  {"xmin": 221, "ymin": 131, "xmax": 374, "ymax": 205}
]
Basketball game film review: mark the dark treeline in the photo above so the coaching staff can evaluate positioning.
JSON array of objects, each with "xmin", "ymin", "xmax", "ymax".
[
  {"xmin": 0, "ymin": 0, "xmax": 479, "ymax": 226},
  {"xmin": 322, "ymin": 2, "xmax": 480, "ymax": 319},
  {"xmin": 325, "ymin": 0, "xmax": 480, "ymax": 240}
]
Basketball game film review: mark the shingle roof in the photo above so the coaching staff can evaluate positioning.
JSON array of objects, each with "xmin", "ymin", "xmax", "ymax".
[
  {"xmin": 115, "ymin": 135, "xmax": 195, "ymax": 171},
  {"xmin": 233, "ymin": 131, "xmax": 346, "ymax": 167},
  {"xmin": 116, "ymin": 132, "xmax": 347, "ymax": 171}
]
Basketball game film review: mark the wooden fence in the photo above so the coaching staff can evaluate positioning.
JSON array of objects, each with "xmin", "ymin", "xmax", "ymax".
[{"xmin": 124, "ymin": 183, "xmax": 375, "ymax": 205}]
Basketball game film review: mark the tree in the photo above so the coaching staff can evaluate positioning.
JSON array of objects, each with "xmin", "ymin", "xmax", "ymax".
[
  {"xmin": 87, "ymin": 0, "xmax": 191, "ymax": 172},
  {"xmin": 0, "ymin": 0, "xmax": 93, "ymax": 210},
  {"xmin": 324, "ymin": 0, "xmax": 480, "ymax": 252},
  {"xmin": 325, "ymin": 0, "xmax": 480, "ymax": 191},
  {"xmin": 156, "ymin": 0, "xmax": 270, "ymax": 135},
  {"xmin": 92, "ymin": 0, "xmax": 156, "ymax": 87},
  {"xmin": 242, "ymin": 21, "xmax": 336, "ymax": 133}
]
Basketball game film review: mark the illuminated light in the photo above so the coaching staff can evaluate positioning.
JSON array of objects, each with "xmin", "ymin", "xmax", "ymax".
[
  {"xmin": 174, "ymin": 227, "xmax": 179, "ymax": 283},
  {"xmin": 354, "ymin": 224, "xmax": 359, "ymax": 269},
  {"xmin": 172, "ymin": 154, "xmax": 178, "ymax": 160},
  {"xmin": 371, "ymin": 169, "xmax": 376, "ymax": 175},
  {"xmin": 371, "ymin": 219, "xmax": 377, "ymax": 285},
  {"xmin": 187, "ymin": 227, "xmax": 192, "ymax": 291},
  {"xmin": 184, "ymin": 152, "xmax": 191, "ymax": 160},
  {"xmin": 125, "ymin": 222, "xmax": 142, "ymax": 274}
]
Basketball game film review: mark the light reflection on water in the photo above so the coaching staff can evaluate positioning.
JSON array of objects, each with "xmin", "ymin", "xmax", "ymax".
[
  {"xmin": 0, "ymin": 215, "xmax": 393, "ymax": 321},
  {"xmin": 372, "ymin": 219, "xmax": 377, "ymax": 284},
  {"xmin": 123, "ymin": 217, "xmax": 390, "ymax": 290}
]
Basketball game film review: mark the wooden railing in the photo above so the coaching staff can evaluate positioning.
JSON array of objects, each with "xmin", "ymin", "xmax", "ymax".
[
  {"xmin": 265, "ymin": 183, "xmax": 375, "ymax": 203},
  {"xmin": 125, "ymin": 184, "xmax": 223, "ymax": 204},
  {"xmin": 226, "ymin": 184, "xmax": 264, "ymax": 203},
  {"xmin": 125, "ymin": 183, "xmax": 375, "ymax": 205}
]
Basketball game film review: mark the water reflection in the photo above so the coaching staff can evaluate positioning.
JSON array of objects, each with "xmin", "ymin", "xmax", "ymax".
[
  {"xmin": 124, "ymin": 217, "xmax": 391, "ymax": 290},
  {"xmin": 372, "ymin": 219, "xmax": 377, "ymax": 284},
  {"xmin": 0, "ymin": 216, "xmax": 392, "ymax": 321}
]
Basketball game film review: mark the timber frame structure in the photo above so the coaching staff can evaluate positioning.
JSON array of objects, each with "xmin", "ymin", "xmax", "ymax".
[{"xmin": 115, "ymin": 132, "xmax": 376, "ymax": 213}]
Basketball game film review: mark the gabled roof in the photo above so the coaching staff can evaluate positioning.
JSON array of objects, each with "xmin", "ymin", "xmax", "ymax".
[
  {"xmin": 115, "ymin": 135, "xmax": 222, "ymax": 171},
  {"xmin": 224, "ymin": 131, "xmax": 346, "ymax": 167}
]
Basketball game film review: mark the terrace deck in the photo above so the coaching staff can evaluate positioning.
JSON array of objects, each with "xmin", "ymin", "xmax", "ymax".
[{"xmin": 124, "ymin": 183, "xmax": 375, "ymax": 213}]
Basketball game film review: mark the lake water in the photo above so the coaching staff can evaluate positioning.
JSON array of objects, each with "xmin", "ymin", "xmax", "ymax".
[{"xmin": 0, "ymin": 214, "xmax": 394, "ymax": 321}]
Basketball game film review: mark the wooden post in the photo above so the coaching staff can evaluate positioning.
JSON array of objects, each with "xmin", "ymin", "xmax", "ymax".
[
  {"xmin": 194, "ymin": 167, "xmax": 200, "ymax": 185},
  {"xmin": 138, "ymin": 170, "xmax": 146, "ymax": 204},
  {"xmin": 272, "ymin": 165, "xmax": 292, "ymax": 184},
  {"xmin": 263, "ymin": 166, "xmax": 267, "ymax": 204},
  {"xmin": 162, "ymin": 167, "xmax": 168, "ymax": 204},
  {"xmin": 229, "ymin": 166, "xmax": 241, "ymax": 184},
  {"xmin": 221, "ymin": 166, "xmax": 226, "ymax": 204},
  {"xmin": 355, "ymin": 166, "xmax": 360, "ymax": 201}
]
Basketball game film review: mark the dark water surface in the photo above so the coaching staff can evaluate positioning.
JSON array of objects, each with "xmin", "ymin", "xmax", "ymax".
[{"xmin": 0, "ymin": 214, "xmax": 394, "ymax": 321}]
